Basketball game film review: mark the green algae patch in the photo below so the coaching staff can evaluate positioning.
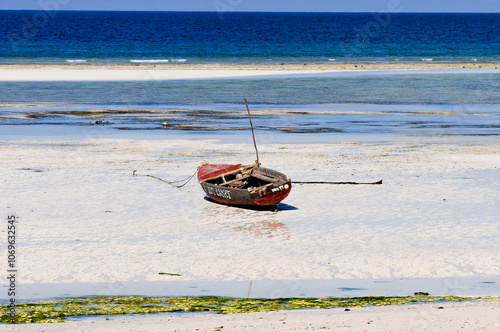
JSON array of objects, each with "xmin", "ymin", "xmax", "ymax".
[{"xmin": 1, "ymin": 295, "xmax": 497, "ymax": 324}]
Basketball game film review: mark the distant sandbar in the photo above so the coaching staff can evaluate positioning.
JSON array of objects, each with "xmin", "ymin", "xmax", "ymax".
[
  {"xmin": 0, "ymin": 62, "xmax": 498, "ymax": 81},
  {"xmin": 1, "ymin": 62, "xmax": 498, "ymax": 71}
]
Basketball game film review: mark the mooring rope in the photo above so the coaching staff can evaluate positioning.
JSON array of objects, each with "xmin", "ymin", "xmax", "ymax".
[
  {"xmin": 134, "ymin": 167, "xmax": 382, "ymax": 188},
  {"xmin": 292, "ymin": 180, "xmax": 383, "ymax": 185},
  {"xmin": 133, "ymin": 169, "xmax": 198, "ymax": 188}
]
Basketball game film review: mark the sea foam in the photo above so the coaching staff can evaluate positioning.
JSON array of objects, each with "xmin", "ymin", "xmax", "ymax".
[
  {"xmin": 130, "ymin": 59, "xmax": 171, "ymax": 63},
  {"xmin": 66, "ymin": 59, "xmax": 87, "ymax": 63}
]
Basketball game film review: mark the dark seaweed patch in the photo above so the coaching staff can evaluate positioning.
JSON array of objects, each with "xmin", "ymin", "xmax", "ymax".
[{"xmin": 276, "ymin": 127, "xmax": 342, "ymax": 133}]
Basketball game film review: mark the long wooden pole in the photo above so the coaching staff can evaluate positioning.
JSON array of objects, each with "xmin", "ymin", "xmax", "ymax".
[{"xmin": 244, "ymin": 98, "xmax": 260, "ymax": 165}]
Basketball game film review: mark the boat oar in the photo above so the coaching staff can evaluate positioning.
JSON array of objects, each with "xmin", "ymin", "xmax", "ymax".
[{"xmin": 292, "ymin": 180, "xmax": 383, "ymax": 185}]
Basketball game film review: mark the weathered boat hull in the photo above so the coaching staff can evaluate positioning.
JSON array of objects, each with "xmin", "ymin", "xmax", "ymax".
[
  {"xmin": 200, "ymin": 181, "xmax": 292, "ymax": 206},
  {"xmin": 198, "ymin": 164, "xmax": 292, "ymax": 207}
]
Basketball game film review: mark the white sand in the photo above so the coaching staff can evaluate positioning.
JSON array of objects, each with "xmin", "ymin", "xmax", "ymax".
[
  {"xmin": 1, "ymin": 62, "xmax": 499, "ymax": 71},
  {"xmin": 2, "ymin": 301, "xmax": 499, "ymax": 331},
  {"xmin": 0, "ymin": 63, "xmax": 498, "ymax": 81},
  {"xmin": 1, "ymin": 136, "xmax": 499, "ymax": 329},
  {"xmin": 0, "ymin": 68, "xmax": 334, "ymax": 81},
  {"xmin": 1, "ymin": 138, "xmax": 499, "ymax": 290}
]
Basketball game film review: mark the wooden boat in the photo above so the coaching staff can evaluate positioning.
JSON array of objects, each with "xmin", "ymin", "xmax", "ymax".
[
  {"xmin": 198, "ymin": 163, "xmax": 292, "ymax": 207},
  {"xmin": 198, "ymin": 99, "xmax": 291, "ymax": 208}
]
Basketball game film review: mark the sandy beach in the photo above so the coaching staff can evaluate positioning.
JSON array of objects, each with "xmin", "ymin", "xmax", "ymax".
[
  {"xmin": 1, "ymin": 137, "xmax": 499, "ymax": 285},
  {"xmin": 0, "ymin": 62, "xmax": 499, "ymax": 81},
  {"xmin": 2, "ymin": 62, "xmax": 500, "ymax": 70}
]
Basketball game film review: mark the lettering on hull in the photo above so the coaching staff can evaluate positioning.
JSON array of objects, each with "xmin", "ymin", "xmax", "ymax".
[
  {"xmin": 206, "ymin": 186, "xmax": 232, "ymax": 200},
  {"xmin": 271, "ymin": 184, "xmax": 289, "ymax": 193}
]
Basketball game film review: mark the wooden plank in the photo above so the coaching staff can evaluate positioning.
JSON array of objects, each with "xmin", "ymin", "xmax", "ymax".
[
  {"xmin": 219, "ymin": 174, "xmax": 251, "ymax": 187},
  {"xmin": 250, "ymin": 183, "xmax": 273, "ymax": 194},
  {"xmin": 251, "ymin": 172, "xmax": 280, "ymax": 183}
]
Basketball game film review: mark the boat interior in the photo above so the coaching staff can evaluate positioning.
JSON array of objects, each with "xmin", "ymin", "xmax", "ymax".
[{"xmin": 205, "ymin": 167, "xmax": 284, "ymax": 191}]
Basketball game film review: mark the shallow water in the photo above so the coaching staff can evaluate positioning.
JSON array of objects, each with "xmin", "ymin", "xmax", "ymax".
[
  {"xmin": 1, "ymin": 71, "xmax": 499, "ymax": 105},
  {"xmin": 1, "ymin": 71, "xmax": 499, "ymax": 142}
]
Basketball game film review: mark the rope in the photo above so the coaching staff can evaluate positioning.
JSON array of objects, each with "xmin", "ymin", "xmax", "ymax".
[
  {"xmin": 133, "ymin": 169, "xmax": 198, "ymax": 188},
  {"xmin": 292, "ymin": 180, "xmax": 383, "ymax": 185},
  {"xmin": 134, "ymin": 168, "xmax": 383, "ymax": 188},
  {"xmin": 241, "ymin": 162, "xmax": 259, "ymax": 175}
]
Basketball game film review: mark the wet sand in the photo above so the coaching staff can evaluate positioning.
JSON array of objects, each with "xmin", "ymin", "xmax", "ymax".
[
  {"xmin": 1, "ymin": 138, "xmax": 499, "ymax": 287},
  {"xmin": 1, "ymin": 135, "xmax": 499, "ymax": 329}
]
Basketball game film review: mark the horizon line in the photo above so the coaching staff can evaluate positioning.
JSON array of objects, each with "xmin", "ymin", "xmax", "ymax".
[{"xmin": 0, "ymin": 9, "xmax": 498, "ymax": 14}]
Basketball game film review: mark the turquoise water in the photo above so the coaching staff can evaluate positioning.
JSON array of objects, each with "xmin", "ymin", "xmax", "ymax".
[
  {"xmin": 1, "ymin": 71, "xmax": 499, "ymax": 141},
  {"xmin": 1, "ymin": 11, "xmax": 498, "ymax": 141},
  {"xmin": 1, "ymin": 71, "xmax": 499, "ymax": 105}
]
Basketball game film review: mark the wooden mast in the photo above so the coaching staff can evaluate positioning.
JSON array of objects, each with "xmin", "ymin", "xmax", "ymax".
[{"xmin": 244, "ymin": 98, "xmax": 260, "ymax": 166}]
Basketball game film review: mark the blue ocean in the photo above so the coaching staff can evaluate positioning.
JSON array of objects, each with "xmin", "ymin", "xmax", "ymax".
[
  {"xmin": 1, "ymin": 11, "xmax": 499, "ymax": 64},
  {"xmin": 0, "ymin": 11, "xmax": 499, "ymax": 141}
]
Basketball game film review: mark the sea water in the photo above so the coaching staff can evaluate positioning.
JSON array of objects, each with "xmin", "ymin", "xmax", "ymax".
[
  {"xmin": 0, "ymin": 11, "xmax": 499, "ymax": 142},
  {"xmin": 0, "ymin": 70, "xmax": 499, "ymax": 143},
  {"xmin": 1, "ymin": 11, "xmax": 499, "ymax": 64}
]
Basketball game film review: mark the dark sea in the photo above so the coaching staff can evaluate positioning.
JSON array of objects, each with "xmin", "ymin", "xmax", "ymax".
[
  {"xmin": 1, "ymin": 11, "xmax": 499, "ymax": 64},
  {"xmin": 0, "ymin": 11, "xmax": 499, "ymax": 142}
]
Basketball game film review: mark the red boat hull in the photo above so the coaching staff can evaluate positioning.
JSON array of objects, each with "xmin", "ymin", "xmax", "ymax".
[{"xmin": 197, "ymin": 163, "xmax": 242, "ymax": 182}]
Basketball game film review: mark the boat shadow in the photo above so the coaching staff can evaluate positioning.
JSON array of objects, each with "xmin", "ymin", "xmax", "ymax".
[
  {"xmin": 203, "ymin": 196, "xmax": 298, "ymax": 211},
  {"xmin": 276, "ymin": 203, "xmax": 298, "ymax": 211},
  {"xmin": 202, "ymin": 197, "xmax": 292, "ymax": 240}
]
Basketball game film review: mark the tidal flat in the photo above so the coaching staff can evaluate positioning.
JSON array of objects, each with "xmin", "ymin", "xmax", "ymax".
[{"xmin": 2, "ymin": 295, "xmax": 497, "ymax": 324}]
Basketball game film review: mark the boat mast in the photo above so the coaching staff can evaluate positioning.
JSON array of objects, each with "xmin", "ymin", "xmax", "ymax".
[{"xmin": 244, "ymin": 98, "xmax": 260, "ymax": 166}]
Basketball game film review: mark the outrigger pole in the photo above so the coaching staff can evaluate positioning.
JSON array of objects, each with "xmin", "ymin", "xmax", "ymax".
[{"xmin": 244, "ymin": 98, "xmax": 260, "ymax": 166}]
